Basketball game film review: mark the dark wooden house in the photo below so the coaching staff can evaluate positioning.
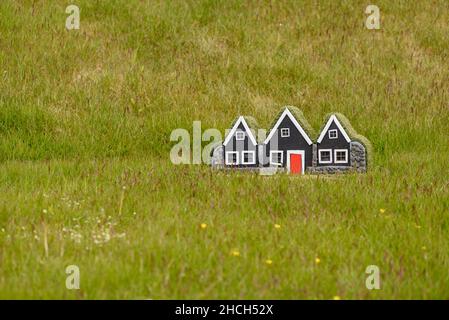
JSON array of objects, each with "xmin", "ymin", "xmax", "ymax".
[
  {"xmin": 316, "ymin": 114, "xmax": 352, "ymax": 167},
  {"xmin": 263, "ymin": 107, "xmax": 314, "ymax": 174},
  {"xmin": 222, "ymin": 116, "xmax": 259, "ymax": 168}
]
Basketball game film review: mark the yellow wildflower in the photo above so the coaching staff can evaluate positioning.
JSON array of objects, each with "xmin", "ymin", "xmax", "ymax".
[{"xmin": 231, "ymin": 250, "xmax": 240, "ymax": 257}]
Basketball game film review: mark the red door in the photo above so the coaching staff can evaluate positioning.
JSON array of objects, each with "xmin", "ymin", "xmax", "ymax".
[{"xmin": 290, "ymin": 154, "xmax": 302, "ymax": 174}]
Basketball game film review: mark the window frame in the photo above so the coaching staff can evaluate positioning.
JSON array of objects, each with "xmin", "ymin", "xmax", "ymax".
[
  {"xmin": 241, "ymin": 150, "xmax": 256, "ymax": 165},
  {"xmin": 318, "ymin": 149, "xmax": 332, "ymax": 164},
  {"xmin": 328, "ymin": 129, "xmax": 338, "ymax": 139},
  {"xmin": 270, "ymin": 150, "xmax": 284, "ymax": 166},
  {"xmin": 235, "ymin": 131, "xmax": 245, "ymax": 141},
  {"xmin": 225, "ymin": 151, "xmax": 239, "ymax": 165},
  {"xmin": 334, "ymin": 149, "xmax": 348, "ymax": 164},
  {"xmin": 280, "ymin": 128, "xmax": 290, "ymax": 138}
]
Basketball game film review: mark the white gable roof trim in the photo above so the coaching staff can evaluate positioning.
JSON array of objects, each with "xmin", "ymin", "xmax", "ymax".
[
  {"xmin": 223, "ymin": 116, "xmax": 258, "ymax": 146},
  {"xmin": 263, "ymin": 108, "xmax": 313, "ymax": 145},
  {"xmin": 317, "ymin": 115, "xmax": 351, "ymax": 143}
]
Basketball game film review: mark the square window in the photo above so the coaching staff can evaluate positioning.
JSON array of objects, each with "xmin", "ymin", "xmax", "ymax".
[
  {"xmin": 280, "ymin": 128, "xmax": 290, "ymax": 137},
  {"xmin": 328, "ymin": 129, "xmax": 338, "ymax": 139},
  {"xmin": 225, "ymin": 152, "xmax": 238, "ymax": 165},
  {"xmin": 242, "ymin": 151, "xmax": 256, "ymax": 164},
  {"xmin": 270, "ymin": 151, "xmax": 283, "ymax": 166},
  {"xmin": 319, "ymin": 149, "xmax": 332, "ymax": 164},
  {"xmin": 236, "ymin": 131, "xmax": 245, "ymax": 140},
  {"xmin": 334, "ymin": 149, "xmax": 348, "ymax": 164}
]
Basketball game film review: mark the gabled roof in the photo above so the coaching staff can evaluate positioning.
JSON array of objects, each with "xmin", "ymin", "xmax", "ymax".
[
  {"xmin": 263, "ymin": 106, "xmax": 314, "ymax": 145},
  {"xmin": 317, "ymin": 113, "xmax": 372, "ymax": 160},
  {"xmin": 223, "ymin": 115, "xmax": 258, "ymax": 146},
  {"xmin": 317, "ymin": 114, "xmax": 351, "ymax": 143}
]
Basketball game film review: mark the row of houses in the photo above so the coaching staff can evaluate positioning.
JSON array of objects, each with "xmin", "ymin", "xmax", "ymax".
[{"xmin": 211, "ymin": 106, "xmax": 371, "ymax": 174}]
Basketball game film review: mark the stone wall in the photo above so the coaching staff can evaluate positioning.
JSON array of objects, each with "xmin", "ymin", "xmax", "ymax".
[
  {"xmin": 307, "ymin": 166, "xmax": 354, "ymax": 174},
  {"xmin": 210, "ymin": 145, "xmax": 224, "ymax": 169},
  {"xmin": 312, "ymin": 143, "xmax": 317, "ymax": 167},
  {"xmin": 211, "ymin": 141, "xmax": 368, "ymax": 173},
  {"xmin": 350, "ymin": 141, "xmax": 367, "ymax": 173}
]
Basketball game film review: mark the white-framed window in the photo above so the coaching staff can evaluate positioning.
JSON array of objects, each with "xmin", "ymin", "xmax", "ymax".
[
  {"xmin": 270, "ymin": 151, "xmax": 283, "ymax": 166},
  {"xmin": 242, "ymin": 151, "xmax": 256, "ymax": 165},
  {"xmin": 334, "ymin": 149, "xmax": 348, "ymax": 164},
  {"xmin": 328, "ymin": 129, "xmax": 338, "ymax": 139},
  {"xmin": 318, "ymin": 149, "xmax": 332, "ymax": 164},
  {"xmin": 280, "ymin": 128, "xmax": 290, "ymax": 137},
  {"xmin": 235, "ymin": 131, "xmax": 245, "ymax": 141},
  {"xmin": 225, "ymin": 151, "xmax": 239, "ymax": 165}
]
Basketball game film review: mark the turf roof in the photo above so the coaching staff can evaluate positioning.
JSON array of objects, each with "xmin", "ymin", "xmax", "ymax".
[
  {"xmin": 267, "ymin": 106, "xmax": 316, "ymax": 140},
  {"xmin": 227, "ymin": 115, "xmax": 260, "ymax": 141}
]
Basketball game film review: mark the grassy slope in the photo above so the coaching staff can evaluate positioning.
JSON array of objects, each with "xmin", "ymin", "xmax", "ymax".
[{"xmin": 0, "ymin": 0, "xmax": 448, "ymax": 299}]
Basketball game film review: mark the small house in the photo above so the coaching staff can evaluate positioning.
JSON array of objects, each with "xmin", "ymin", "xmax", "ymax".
[
  {"xmin": 222, "ymin": 116, "xmax": 259, "ymax": 168},
  {"xmin": 314, "ymin": 113, "xmax": 370, "ymax": 173},
  {"xmin": 316, "ymin": 114, "xmax": 352, "ymax": 167},
  {"xmin": 263, "ymin": 107, "xmax": 315, "ymax": 174}
]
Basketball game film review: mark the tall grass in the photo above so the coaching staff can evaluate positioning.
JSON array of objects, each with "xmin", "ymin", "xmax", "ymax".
[{"xmin": 0, "ymin": 0, "xmax": 448, "ymax": 298}]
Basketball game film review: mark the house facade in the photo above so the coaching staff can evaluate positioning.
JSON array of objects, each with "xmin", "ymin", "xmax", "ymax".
[
  {"xmin": 212, "ymin": 108, "xmax": 369, "ymax": 174},
  {"xmin": 316, "ymin": 114, "xmax": 351, "ymax": 167},
  {"xmin": 222, "ymin": 116, "xmax": 258, "ymax": 168},
  {"xmin": 263, "ymin": 107, "xmax": 313, "ymax": 174}
]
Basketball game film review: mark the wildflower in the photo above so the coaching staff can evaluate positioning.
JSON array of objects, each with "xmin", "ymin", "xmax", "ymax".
[
  {"xmin": 231, "ymin": 250, "xmax": 240, "ymax": 257},
  {"xmin": 315, "ymin": 257, "xmax": 321, "ymax": 264},
  {"xmin": 42, "ymin": 209, "xmax": 48, "ymax": 214},
  {"xmin": 274, "ymin": 224, "xmax": 281, "ymax": 229},
  {"xmin": 333, "ymin": 296, "xmax": 341, "ymax": 300},
  {"xmin": 200, "ymin": 223, "xmax": 207, "ymax": 229},
  {"xmin": 265, "ymin": 259, "xmax": 273, "ymax": 265},
  {"xmin": 379, "ymin": 208, "xmax": 385, "ymax": 214}
]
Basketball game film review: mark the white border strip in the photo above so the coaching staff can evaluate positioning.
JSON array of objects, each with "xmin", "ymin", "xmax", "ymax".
[
  {"xmin": 242, "ymin": 150, "xmax": 256, "ymax": 165},
  {"xmin": 317, "ymin": 115, "xmax": 351, "ymax": 143},
  {"xmin": 223, "ymin": 116, "xmax": 257, "ymax": 146},
  {"xmin": 264, "ymin": 108, "xmax": 313, "ymax": 145},
  {"xmin": 225, "ymin": 151, "xmax": 239, "ymax": 165},
  {"xmin": 318, "ymin": 149, "xmax": 332, "ymax": 164},
  {"xmin": 334, "ymin": 149, "xmax": 348, "ymax": 164},
  {"xmin": 269, "ymin": 150, "xmax": 283, "ymax": 166}
]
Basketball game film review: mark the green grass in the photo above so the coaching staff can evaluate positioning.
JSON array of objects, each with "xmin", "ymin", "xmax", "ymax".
[{"xmin": 0, "ymin": 0, "xmax": 448, "ymax": 299}]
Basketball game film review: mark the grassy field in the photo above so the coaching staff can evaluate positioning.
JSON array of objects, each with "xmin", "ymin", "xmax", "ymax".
[{"xmin": 0, "ymin": 0, "xmax": 448, "ymax": 299}]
